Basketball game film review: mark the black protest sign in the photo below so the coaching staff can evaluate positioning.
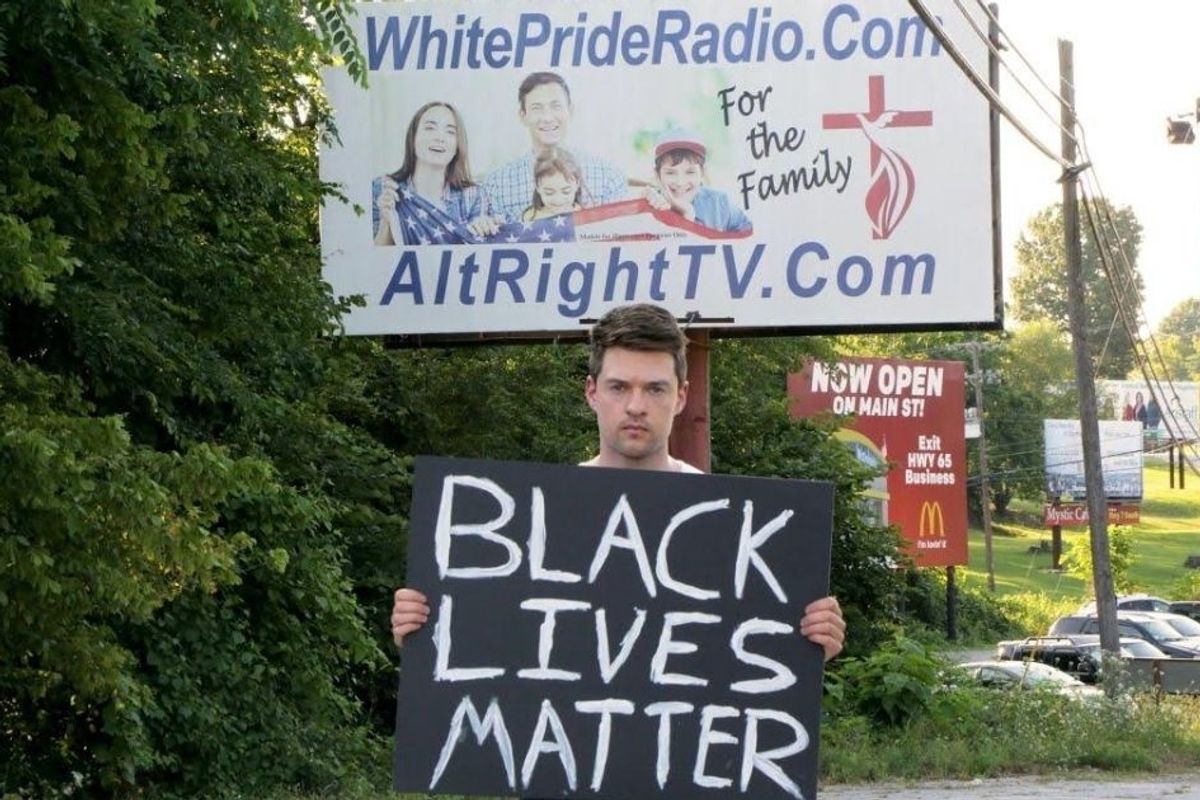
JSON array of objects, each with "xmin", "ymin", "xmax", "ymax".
[{"xmin": 393, "ymin": 457, "xmax": 834, "ymax": 800}]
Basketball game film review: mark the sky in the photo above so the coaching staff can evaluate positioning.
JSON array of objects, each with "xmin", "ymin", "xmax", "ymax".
[{"xmin": 990, "ymin": 1, "xmax": 1200, "ymax": 329}]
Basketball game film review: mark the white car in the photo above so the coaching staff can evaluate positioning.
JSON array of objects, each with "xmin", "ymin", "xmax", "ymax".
[
  {"xmin": 1076, "ymin": 594, "xmax": 1172, "ymax": 615},
  {"xmin": 955, "ymin": 659, "xmax": 1104, "ymax": 700}
]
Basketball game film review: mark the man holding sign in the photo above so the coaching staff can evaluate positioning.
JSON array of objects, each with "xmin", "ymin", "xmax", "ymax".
[{"xmin": 391, "ymin": 304, "xmax": 844, "ymax": 799}]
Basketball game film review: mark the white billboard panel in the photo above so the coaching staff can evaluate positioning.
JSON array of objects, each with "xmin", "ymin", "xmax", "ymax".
[
  {"xmin": 320, "ymin": 0, "xmax": 998, "ymax": 337},
  {"xmin": 1096, "ymin": 379, "xmax": 1200, "ymax": 443},
  {"xmin": 1043, "ymin": 419, "xmax": 1144, "ymax": 501}
]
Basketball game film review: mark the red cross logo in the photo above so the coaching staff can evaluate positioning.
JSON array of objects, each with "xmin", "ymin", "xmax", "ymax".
[{"xmin": 823, "ymin": 76, "xmax": 933, "ymax": 240}]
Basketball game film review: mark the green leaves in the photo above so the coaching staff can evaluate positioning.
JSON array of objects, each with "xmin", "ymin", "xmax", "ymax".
[
  {"xmin": 1, "ymin": 0, "xmax": 393, "ymax": 794},
  {"xmin": 1011, "ymin": 201, "xmax": 1145, "ymax": 379},
  {"xmin": 828, "ymin": 634, "xmax": 944, "ymax": 725}
]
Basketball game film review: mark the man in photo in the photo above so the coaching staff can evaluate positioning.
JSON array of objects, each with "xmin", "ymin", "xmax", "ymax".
[{"xmin": 482, "ymin": 71, "xmax": 628, "ymax": 223}]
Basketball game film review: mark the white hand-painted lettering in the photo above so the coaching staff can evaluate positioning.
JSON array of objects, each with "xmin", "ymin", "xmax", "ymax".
[
  {"xmin": 433, "ymin": 595, "xmax": 504, "ymax": 682},
  {"xmin": 429, "ymin": 696, "xmax": 516, "ymax": 791},
  {"xmin": 730, "ymin": 618, "xmax": 797, "ymax": 693},
  {"xmin": 734, "ymin": 500, "xmax": 793, "ymax": 602},
  {"xmin": 517, "ymin": 598, "xmax": 591, "ymax": 681},
  {"xmin": 655, "ymin": 498, "xmax": 730, "ymax": 601},
  {"xmin": 520, "ymin": 699, "xmax": 578, "ymax": 791},
  {"xmin": 693, "ymin": 704, "xmax": 740, "ymax": 789},
  {"xmin": 644, "ymin": 701, "xmax": 694, "ymax": 788},
  {"xmin": 649, "ymin": 611, "xmax": 721, "ymax": 686},
  {"xmin": 595, "ymin": 607, "xmax": 648, "ymax": 684},
  {"xmin": 575, "ymin": 699, "xmax": 635, "ymax": 791},
  {"xmin": 528, "ymin": 486, "xmax": 582, "ymax": 583},
  {"xmin": 740, "ymin": 708, "xmax": 809, "ymax": 799},
  {"xmin": 588, "ymin": 494, "xmax": 656, "ymax": 597},
  {"xmin": 435, "ymin": 475, "xmax": 521, "ymax": 579}
]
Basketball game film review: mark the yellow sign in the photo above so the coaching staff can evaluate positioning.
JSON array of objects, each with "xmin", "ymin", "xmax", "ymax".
[{"xmin": 918, "ymin": 500, "xmax": 945, "ymax": 538}]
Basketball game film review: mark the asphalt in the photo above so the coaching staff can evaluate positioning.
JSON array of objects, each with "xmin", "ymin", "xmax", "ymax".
[{"xmin": 821, "ymin": 773, "xmax": 1200, "ymax": 799}]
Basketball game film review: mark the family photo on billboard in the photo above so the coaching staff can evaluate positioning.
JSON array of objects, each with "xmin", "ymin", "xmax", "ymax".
[{"xmin": 370, "ymin": 70, "xmax": 754, "ymax": 247}]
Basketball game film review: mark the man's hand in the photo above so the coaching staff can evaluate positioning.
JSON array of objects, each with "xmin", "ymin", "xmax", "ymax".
[
  {"xmin": 391, "ymin": 588, "xmax": 430, "ymax": 647},
  {"xmin": 800, "ymin": 595, "xmax": 845, "ymax": 662}
]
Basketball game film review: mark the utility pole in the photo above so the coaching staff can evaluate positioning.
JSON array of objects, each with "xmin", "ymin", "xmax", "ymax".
[
  {"xmin": 968, "ymin": 342, "xmax": 996, "ymax": 592},
  {"xmin": 1059, "ymin": 40, "xmax": 1119, "ymax": 657}
]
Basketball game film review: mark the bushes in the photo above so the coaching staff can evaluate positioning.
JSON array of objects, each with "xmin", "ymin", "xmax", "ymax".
[
  {"xmin": 821, "ymin": 635, "xmax": 1200, "ymax": 782},
  {"xmin": 826, "ymin": 635, "xmax": 945, "ymax": 725},
  {"xmin": 0, "ymin": 0, "xmax": 396, "ymax": 794}
]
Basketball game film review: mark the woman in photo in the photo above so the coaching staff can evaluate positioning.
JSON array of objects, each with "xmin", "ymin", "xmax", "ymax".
[
  {"xmin": 523, "ymin": 150, "xmax": 586, "ymax": 221},
  {"xmin": 373, "ymin": 101, "xmax": 499, "ymax": 245}
]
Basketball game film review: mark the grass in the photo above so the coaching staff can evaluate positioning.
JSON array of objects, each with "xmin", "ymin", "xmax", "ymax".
[
  {"xmin": 821, "ymin": 693, "xmax": 1200, "ymax": 784},
  {"xmin": 955, "ymin": 461, "xmax": 1200, "ymax": 601}
]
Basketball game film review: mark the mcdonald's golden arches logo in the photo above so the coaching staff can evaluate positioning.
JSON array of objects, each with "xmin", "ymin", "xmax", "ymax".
[{"xmin": 918, "ymin": 501, "xmax": 945, "ymax": 538}]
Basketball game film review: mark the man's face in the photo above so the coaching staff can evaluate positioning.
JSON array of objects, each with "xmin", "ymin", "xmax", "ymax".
[
  {"xmin": 586, "ymin": 347, "xmax": 687, "ymax": 468},
  {"xmin": 520, "ymin": 82, "xmax": 572, "ymax": 150}
]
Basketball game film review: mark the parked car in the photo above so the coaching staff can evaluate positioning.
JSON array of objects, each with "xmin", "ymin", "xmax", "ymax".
[
  {"xmin": 954, "ymin": 659, "xmax": 1103, "ymax": 700},
  {"xmin": 1160, "ymin": 612, "xmax": 1200, "ymax": 637},
  {"xmin": 1048, "ymin": 612, "xmax": 1200, "ymax": 657},
  {"xmin": 1076, "ymin": 594, "xmax": 1172, "ymax": 615},
  {"xmin": 996, "ymin": 635, "xmax": 1168, "ymax": 683},
  {"xmin": 1170, "ymin": 601, "xmax": 1200, "ymax": 623}
]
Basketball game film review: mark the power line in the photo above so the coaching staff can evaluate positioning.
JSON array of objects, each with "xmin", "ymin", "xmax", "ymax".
[
  {"xmin": 950, "ymin": 0, "xmax": 1082, "ymax": 151},
  {"xmin": 1077, "ymin": 177, "xmax": 1200, "ymax": 446},
  {"xmin": 905, "ymin": 0, "xmax": 1072, "ymax": 169}
]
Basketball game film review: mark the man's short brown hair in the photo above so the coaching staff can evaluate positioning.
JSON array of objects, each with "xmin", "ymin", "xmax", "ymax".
[{"xmin": 588, "ymin": 304, "xmax": 688, "ymax": 383}]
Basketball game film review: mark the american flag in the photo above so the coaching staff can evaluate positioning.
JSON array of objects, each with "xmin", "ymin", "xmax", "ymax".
[{"xmin": 394, "ymin": 197, "xmax": 754, "ymax": 246}]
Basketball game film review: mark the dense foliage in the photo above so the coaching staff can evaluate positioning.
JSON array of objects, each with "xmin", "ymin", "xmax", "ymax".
[
  {"xmin": 1156, "ymin": 298, "xmax": 1200, "ymax": 381},
  {"xmin": 1, "ymin": 1, "xmax": 400, "ymax": 796},
  {"xmin": 1011, "ymin": 201, "xmax": 1145, "ymax": 379}
]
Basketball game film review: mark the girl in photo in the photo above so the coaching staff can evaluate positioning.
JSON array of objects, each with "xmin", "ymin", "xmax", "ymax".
[
  {"xmin": 649, "ymin": 126, "xmax": 752, "ymax": 233},
  {"xmin": 372, "ymin": 101, "xmax": 499, "ymax": 245},
  {"xmin": 522, "ymin": 150, "xmax": 586, "ymax": 221}
]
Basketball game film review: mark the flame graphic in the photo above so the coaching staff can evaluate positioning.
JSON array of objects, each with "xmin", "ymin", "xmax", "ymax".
[{"xmin": 857, "ymin": 112, "xmax": 915, "ymax": 240}]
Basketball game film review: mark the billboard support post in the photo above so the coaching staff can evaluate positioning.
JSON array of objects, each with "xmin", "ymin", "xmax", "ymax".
[
  {"xmin": 669, "ymin": 329, "xmax": 711, "ymax": 473},
  {"xmin": 946, "ymin": 565, "xmax": 957, "ymax": 641},
  {"xmin": 1171, "ymin": 442, "xmax": 1177, "ymax": 490}
]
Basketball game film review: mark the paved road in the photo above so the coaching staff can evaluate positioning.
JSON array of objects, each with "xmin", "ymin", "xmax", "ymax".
[{"xmin": 822, "ymin": 773, "xmax": 1200, "ymax": 799}]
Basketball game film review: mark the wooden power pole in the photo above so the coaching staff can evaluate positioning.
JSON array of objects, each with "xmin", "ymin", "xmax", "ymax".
[
  {"xmin": 969, "ymin": 342, "xmax": 996, "ymax": 592},
  {"xmin": 1059, "ymin": 40, "xmax": 1119, "ymax": 656}
]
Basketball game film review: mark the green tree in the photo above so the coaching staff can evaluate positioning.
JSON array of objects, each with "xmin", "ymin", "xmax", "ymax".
[
  {"xmin": 978, "ymin": 321, "xmax": 1076, "ymax": 513},
  {"xmin": 1, "ymin": 1, "xmax": 396, "ymax": 795},
  {"xmin": 1062, "ymin": 525, "xmax": 1135, "ymax": 593},
  {"xmin": 1011, "ymin": 201, "xmax": 1145, "ymax": 379},
  {"xmin": 1155, "ymin": 298, "xmax": 1200, "ymax": 380}
]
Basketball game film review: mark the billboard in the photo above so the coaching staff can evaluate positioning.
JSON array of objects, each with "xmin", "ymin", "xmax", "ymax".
[
  {"xmin": 1096, "ymin": 379, "xmax": 1200, "ymax": 443},
  {"xmin": 1043, "ymin": 419, "xmax": 1144, "ymax": 501},
  {"xmin": 787, "ymin": 358, "xmax": 968, "ymax": 567},
  {"xmin": 320, "ymin": 0, "xmax": 999, "ymax": 338}
]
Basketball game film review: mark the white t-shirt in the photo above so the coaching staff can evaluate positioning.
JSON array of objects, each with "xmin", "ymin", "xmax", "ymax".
[{"xmin": 578, "ymin": 455, "xmax": 703, "ymax": 473}]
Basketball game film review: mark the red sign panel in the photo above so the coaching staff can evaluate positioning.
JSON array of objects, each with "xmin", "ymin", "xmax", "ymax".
[
  {"xmin": 788, "ymin": 358, "xmax": 968, "ymax": 567},
  {"xmin": 1043, "ymin": 503, "xmax": 1141, "ymax": 528}
]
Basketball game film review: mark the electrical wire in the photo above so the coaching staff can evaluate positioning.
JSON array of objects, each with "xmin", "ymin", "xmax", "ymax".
[
  {"xmin": 905, "ymin": 0, "xmax": 1072, "ymax": 169},
  {"xmin": 1077, "ymin": 178, "xmax": 1200, "ymax": 461},
  {"xmin": 949, "ymin": 0, "xmax": 1082, "ymax": 151}
]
